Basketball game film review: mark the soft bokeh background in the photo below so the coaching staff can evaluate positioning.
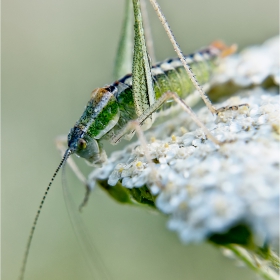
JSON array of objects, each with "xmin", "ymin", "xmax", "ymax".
[{"xmin": 2, "ymin": 0, "xmax": 279, "ymax": 279}]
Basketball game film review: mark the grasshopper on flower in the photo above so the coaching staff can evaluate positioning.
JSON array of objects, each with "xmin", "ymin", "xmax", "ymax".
[{"xmin": 19, "ymin": 0, "xmax": 244, "ymax": 279}]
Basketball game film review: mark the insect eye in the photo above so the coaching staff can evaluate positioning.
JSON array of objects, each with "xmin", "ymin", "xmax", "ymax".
[{"xmin": 77, "ymin": 138, "xmax": 87, "ymax": 149}]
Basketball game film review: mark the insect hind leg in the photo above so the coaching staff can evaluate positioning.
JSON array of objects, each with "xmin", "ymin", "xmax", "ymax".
[
  {"xmin": 149, "ymin": 0, "xmax": 249, "ymax": 117},
  {"xmin": 140, "ymin": 91, "xmax": 223, "ymax": 145},
  {"xmin": 112, "ymin": 91, "xmax": 225, "ymax": 150},
  {"xmin": 215, "ymin": 103, "xmax": 249, "ymax": 114}
]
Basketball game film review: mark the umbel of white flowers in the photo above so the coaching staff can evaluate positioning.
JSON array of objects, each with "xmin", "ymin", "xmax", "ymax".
[{"xmin": 88, "ymin": 36, "xmax": 279, "ymax": 247}]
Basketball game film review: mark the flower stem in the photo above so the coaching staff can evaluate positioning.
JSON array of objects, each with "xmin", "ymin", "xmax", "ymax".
[{"xmin": 225, "ymin": 244, "xmax": 279, "ymax": 280}]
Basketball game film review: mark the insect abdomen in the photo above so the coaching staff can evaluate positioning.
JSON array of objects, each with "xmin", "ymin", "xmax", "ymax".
[
  {"xmin": 151, "ymin": 47, "xmax": 218, "ymax": 102},
  {"xmin": 116, "ymin": 45, "xmax": 220, "ymax": 116}
]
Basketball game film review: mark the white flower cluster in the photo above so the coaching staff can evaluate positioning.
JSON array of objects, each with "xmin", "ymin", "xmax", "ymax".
[
  {"xmin": 214, "ymin": 36, "xmax": 279, "ymax": 86},
  {"xmin": 89, "ymin": 88, "xmax": 279, "ymax": 245},
  {"xmin": 88, "ymin": 37, "xmax": 279, "ymax": 246}
]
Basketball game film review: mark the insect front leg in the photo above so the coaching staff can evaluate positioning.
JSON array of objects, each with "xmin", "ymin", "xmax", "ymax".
[
  {"xmin": 111, "ymin": 119, "xmax": 164, "ymax": 189},
  {"xmin": 56, "ymin": 135, "xmax": 92, "ymax": 210},
  {"xmin": 56, "ymin": 135, "xmax": 87, "ymax": 185}
]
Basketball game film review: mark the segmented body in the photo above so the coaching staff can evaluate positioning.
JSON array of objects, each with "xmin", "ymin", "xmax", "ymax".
[{"xmin": 67, "ymin": 44, "xmax": 222, "ymax": 164}]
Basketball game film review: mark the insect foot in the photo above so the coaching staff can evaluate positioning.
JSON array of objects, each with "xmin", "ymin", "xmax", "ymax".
[{"xmin": 215, "ymin": 103, "xmax": 250, "ymax": 114}]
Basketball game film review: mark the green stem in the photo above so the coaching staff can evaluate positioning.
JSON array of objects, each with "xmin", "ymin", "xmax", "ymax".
[{"xmin": 225, "ymin": 244, "xmax": 279, "ymax": 280}]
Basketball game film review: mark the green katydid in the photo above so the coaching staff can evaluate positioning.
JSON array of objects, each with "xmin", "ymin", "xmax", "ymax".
[{"xmin": 19, "ymin": 0, "xmax": 242, "ymax": 279}]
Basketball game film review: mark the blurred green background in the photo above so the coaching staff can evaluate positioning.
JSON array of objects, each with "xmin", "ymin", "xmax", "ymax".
[{"xmin": 2, "ymin": 0, "xmax": 279, "ymax": 279}]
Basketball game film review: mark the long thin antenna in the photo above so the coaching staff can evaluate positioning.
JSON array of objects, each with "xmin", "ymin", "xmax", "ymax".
[{"xmin": 19, "ymin": 149, "xmax": 72, "ymax": 280}]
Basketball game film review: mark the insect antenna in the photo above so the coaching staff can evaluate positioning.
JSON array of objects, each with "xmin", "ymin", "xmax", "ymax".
[{"xmin": 19, "ymin": 148, "xmax": 72, "ymax": 280}]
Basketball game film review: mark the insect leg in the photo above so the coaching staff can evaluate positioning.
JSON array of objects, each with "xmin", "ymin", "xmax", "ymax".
[
  {"xmin": 56, "ymin": 135, "xmax": 87, "ymax": 186},
  {"xmin": 114, "ymin": 0, "xmax": 133, "ymax": 80},
  {"xmin": 149, "ymin": 0, "xmax": 250, "ymax": 116},
  {"xmin": 123, "ymin": 119, "xmax": 163, "ymax": 188},
  {"xmin": 215, "ymin": 103, "xmax": 250, "ymax": 113},
  {"xmin": 140, "ymin": 0, "xmax": 156, "ymax": 63},
  {"xmin": 148, "ymin": 0, "xmax": 219, "ymax": 114},
  {"xmin": 112, "ymin": 91, "xmax": 222, "ymax": 145},
  {"xmin": 56, "ymin": 136, "xmax": 92, "ymax": 210}
]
